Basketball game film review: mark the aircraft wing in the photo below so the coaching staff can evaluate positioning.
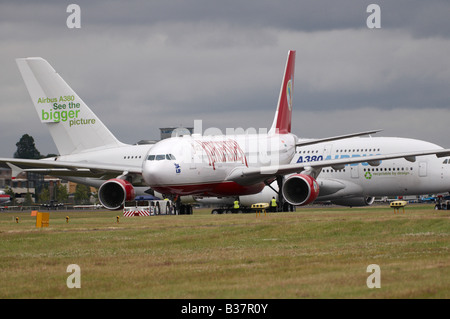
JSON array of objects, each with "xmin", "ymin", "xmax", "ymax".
[
  {"xmin": 226, "ymin": 148, "xmax": 450, "ymax": 185},
  {"xmin": 0, "ymin": 157, "xmax": 143, "ymax": 178},
  {"xmin": 296, "ymin": 129, "xmax": 383, "ymax": 147}
]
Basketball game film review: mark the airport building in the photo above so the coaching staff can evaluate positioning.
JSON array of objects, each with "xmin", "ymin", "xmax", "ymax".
[{"xmin": 159, "ymin": 127, "xmax": 193, "ymax": 140}]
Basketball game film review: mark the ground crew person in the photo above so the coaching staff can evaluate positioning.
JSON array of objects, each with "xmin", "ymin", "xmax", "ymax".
[
  {"xmin": 271, "ymin": 196, "xmax": 277, "ymax": 212},
  {"xmin": 234, "ymin": 198, "xmax": 240, "ymax": 210}
]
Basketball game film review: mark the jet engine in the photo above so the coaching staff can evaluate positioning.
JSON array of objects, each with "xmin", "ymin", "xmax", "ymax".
[
  {"xmin": 98, "ymin": 178, "xmax": 135, "ymax": 210},
  {"xmin": 282, "ymin": 174, "xmax": 320, "ymax": 206}
]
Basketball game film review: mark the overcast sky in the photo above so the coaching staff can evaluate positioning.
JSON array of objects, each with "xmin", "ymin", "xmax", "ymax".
[{"xmin": 1, "ymin": 0, "xmax": 450, "ymax": 157}]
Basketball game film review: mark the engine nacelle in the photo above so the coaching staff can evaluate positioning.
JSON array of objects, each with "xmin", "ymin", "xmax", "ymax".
[
  {"xmin": 98, "ymin": 178, "xmax": 135, "ymax": 210},
  {"xmin": 282, "ymin": 174, "xmax": 319, "ymax": 206},
  {"xmin": 331, "ymin": 196, "xmax": 375, "ymax": 207}
]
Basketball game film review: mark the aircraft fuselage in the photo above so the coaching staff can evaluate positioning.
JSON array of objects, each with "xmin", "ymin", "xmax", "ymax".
[
  {"xmin": 142, "ymin": 133, "xmax": 297, "ymax": 196},
  {"xmin": 291, "ymin": 136, "xmax": 450, "ymax": 201}
]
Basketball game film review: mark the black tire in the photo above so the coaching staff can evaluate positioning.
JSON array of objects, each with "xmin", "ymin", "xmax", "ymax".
[{"xmin": 166, "ymin": 202, "xmax": 171, "ymax": 215}]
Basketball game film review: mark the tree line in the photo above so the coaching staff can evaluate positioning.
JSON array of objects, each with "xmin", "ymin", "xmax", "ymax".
[{"xmin": 4, "ymin": 134, "xmax": 94, "ymax": 205}]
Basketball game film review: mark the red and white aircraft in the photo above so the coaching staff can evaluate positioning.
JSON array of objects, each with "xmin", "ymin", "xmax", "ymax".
[
  {"xmin": 2, "ymin": 51, "xmax": 450, "ymax": 210},
  {"xmin": 0, "ymin": 190, "xmax": 11, "ymax": 205}
]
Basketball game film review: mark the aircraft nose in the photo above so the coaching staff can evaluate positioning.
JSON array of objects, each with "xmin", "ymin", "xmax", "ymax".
[
  {"xmin": 143, "ymin": 161, "xmax": 159, "ymax": 184},
  {"xmin": 143, "ymin": 158, "xmax": 174, "ymax": 186},
  {"xmin": 143, "ymin": 151, "xmax": 181, "ymax": 187}
]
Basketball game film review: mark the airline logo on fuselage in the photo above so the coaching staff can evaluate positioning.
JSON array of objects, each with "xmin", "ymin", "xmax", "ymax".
[{"xmin": 195, "ymin": 139, "xmax": 248, "ymax": 170}]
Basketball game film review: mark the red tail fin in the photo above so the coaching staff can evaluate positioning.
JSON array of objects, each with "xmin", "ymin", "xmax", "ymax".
[{"xmin": 269, "ymin": 50, "xmax": 296, "ymax": 135}]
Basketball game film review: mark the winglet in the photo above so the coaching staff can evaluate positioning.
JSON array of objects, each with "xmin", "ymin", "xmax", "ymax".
[
  {"xmin": 269, "ymin": 50, "xmax": 296, "ymax": 135},
  {"xmin": 6, "ymin": 162, "xmax": 23, "ymax": 179}
]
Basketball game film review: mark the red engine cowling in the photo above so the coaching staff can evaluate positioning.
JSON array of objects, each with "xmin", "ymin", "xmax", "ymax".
[
  {"xmin": 98, "ymin": 178, "xmax": 135, "ymax": 210},
  {"xmin": 281, "ymin": 174, "xmax": 319, "ymax": 206}
]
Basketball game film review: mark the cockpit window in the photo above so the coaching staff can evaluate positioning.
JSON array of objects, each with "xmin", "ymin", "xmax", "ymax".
[
  {"xmin": 444, "ymin": 159, "xmax": 449, "ymax": 164},
  {"xmin": 148, "ymin": 154, "xmax": 176, "ymax": 161}
]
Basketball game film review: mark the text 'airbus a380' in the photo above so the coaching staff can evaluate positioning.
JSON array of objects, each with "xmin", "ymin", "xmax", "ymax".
[{"xmin": 2, "ymin": 50, "xmax": 450, "ymax": 211}]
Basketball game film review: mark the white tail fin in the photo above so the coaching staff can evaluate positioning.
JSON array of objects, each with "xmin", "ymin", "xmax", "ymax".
[{"xmin": 16, "ymin": 57, "xmax": 124, "ymax": 155}]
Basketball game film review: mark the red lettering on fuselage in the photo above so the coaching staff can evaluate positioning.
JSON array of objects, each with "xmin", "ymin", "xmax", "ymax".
[{"xmin": 196, "ymin": 139, "xmax": 248, "ymax": 169}]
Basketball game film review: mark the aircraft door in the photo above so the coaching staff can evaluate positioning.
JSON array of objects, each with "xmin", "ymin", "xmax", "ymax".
[
  {"xmin": 419, "ymin": 162, "xmax": 427, "ymax": 177},
  {"xmin": 350, "ymin": 165, "xmax": 359, "ymax": 179},
  {"xmin": 323, "ymin": 144, "xmax": 332, "ymax": 157},
  {"xmin": 187, "ymin": 142, "xmax": 196, "ymax": 170},
  {"xmin": 441, "ymin": 158, "xmax": 450, "ymax": 181},
  {"xmin": 190, "ymin": 148, "xmax": 196, "ymax": 170}
]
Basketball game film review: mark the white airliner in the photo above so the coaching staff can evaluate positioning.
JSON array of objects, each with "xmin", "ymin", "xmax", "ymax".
[
  {"xmin": 292, "ymin": 136, "xmax": 450, "ymax": 206},
  {"xmin": 1, "ymin": 51, "xmax": 450, "ymax": 211},
  {"xmin": 207, "ymin": 135, "xmax": 450, "ymax": 210}
]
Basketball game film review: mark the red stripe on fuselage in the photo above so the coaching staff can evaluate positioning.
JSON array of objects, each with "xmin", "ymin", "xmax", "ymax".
[{"xmin": 152, "ymin": 181, "xmax": 266, "ymax": 196}]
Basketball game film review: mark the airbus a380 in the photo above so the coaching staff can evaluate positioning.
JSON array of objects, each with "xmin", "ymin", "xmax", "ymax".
[
  {"xmin": 1, "ymin": 50, "xmax": 450, "ymax": 211},
  {"xmin": 213, "ymin": 135, "xmax": 450, "ymax": 210},
  {"xmin": 293, "ymin": 136, "xmax": 450, "ymax": 206}
]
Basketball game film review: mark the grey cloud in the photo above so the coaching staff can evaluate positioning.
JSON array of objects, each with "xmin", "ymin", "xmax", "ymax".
[{"xmin": 4, "ymin": 0, "xmax": 450, "ymax": 37}]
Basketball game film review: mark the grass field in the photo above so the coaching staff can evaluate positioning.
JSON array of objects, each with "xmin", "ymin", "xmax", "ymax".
[{"xmin": 0, "ymin": 204, "xmax": 448, "ymax": 299}]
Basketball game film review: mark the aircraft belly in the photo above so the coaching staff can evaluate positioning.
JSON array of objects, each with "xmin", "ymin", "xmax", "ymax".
[
  {"xmin": 361, "ymin": 173, "xmax": 444, "ymax": 196},
  {"xmin": 319, "ymin": 166, "xmax": 444, "ymax": 198},
  {"xmin": 149, "ymin": 162, "xmax": 265, "ymax": 196},
  {"xmin": 152, "ymin": 181, "xmax": 265, "ymax": 196}
]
